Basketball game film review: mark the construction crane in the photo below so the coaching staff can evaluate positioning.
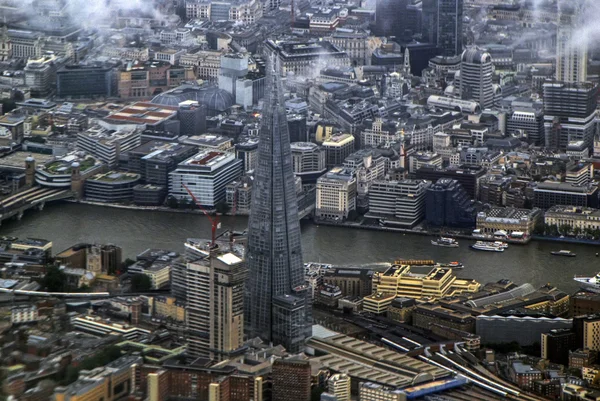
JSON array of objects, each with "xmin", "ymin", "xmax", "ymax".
[{"xmin": 182, "ymin": 184, "xmax": 220, "ymax": 247}]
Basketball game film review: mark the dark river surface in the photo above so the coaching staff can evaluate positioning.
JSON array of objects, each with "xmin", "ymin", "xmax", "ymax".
[{"xmin": 1, "ymin": 202, "xmax": 599, "ymax": 293}]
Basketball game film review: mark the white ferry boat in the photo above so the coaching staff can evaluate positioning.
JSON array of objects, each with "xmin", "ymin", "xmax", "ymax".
[
  {"xmin": 431, "ymin": 237, "xmax": 459, "ymax": 248},
  {"xmin": 493, "ymin": 241, "xmax": 509, "ymax": 249},
  {"xmin": 574, "ymin": 273, "xmax": 600, "ymax": 293},
  {"xmin": 470, "ymin": 241, "xmax": 504, "ymax": 252}
]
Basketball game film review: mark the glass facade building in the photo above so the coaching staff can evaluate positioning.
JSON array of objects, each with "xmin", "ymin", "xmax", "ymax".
[{"xmin": 245, "ymin": 57, "xmax": 311, "ymax": 353}]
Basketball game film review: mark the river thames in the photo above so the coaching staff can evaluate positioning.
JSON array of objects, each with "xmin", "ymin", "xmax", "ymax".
[{"xmin": 1, "ymin": 202, "xmax": 598, "ymax": 293}]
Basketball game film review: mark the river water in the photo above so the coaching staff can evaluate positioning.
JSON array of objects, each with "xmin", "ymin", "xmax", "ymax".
[{"xmin": 1, "ymin": 202, "xmax": 598, "ymax": 293}]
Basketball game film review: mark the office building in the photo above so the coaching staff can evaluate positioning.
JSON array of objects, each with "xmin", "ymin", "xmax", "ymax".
[
  {"xmin": 459, "ymin": 47, "xmax": 494, "ymax": 109},
  {"xmin": 316, "ymin": 167, "xmax": 357, "ymax": 220},
  {"xmin": 533, "ymin": 182, "xmax": 598, "ymax": 209},
  {"xmin": 128, "ymin": 141, "xmax": 197, "ymax": 187},
  {"xmin": 543, "ymin": 82, "xmax": 598, "ymax": 150},
  {"xmin": 54, "ymin": 356, "xmax": 142, "ymax": 401},
  {"xmin": 272, "ymin": 359, "xmax": 312, "ymax": 401},
  {"xmin": 169, "ymin": 150, "xmax": 242, "ymax": 207},
  {"xmin": 178, "ymin": 101, "xmax": 207, "ymax": 136},
  {"xmin": 72, "ymin": 316, "xmax": 150, "ymax": 340},
  {"xmin": 541, "ymin": 329, "xmax": 576, "ymax": 366},
  {"xmin": 77, "ymin": 125, "xmax": 142, "ymax": 166},
  {"xmin": 265, "ymin": 39, "xmax": 350, "ymax": 78},
  {"xmin": 506, "ymin": 108, "xmax": 544, "ymax": 146},
  {"xmin": 57, "ymin": 64, "xmax": 117, "ymax": 99},
  {"xmin": 364, "ymin": 264, "xmax": 480, "ymax": 311},
  {"xmin": 510, "ymin": 362, "xmax": 542, "ymax": 391},
  {"xmin": 235, "ymin": 138, "xmax": 259, "ymax": 173},
  {"xmin": 425, "ymin": 178, "xmax": 477, "ymax": 227},
  {"xmin": 423, "ymin": 0, "xmax": 463, "ymax": 57},
  {"xmin": 566, "ymin": 162, "xmax": 594, "ymax": 186},
  {"xmin": 245, "ymin": 61, "xmax": 311, "ymax": 353},
  {"xmin": 367, "ymin": 180, "xmax": 431, "ymax": 227},
  {"xmin": 117, "ymin": 60, "xmax": 193, "ymax": 98},
  {"xmin": 359, "ymin": 382, "xmax": 404, "ymax": 401},
  {"xmin": 323, "ymin": 268, "xmax": 374, "ymax": 298},
  {"xmin": 556, "ymin": 26, "xmax": 587, "ymax": 83},
  {"xmin": 84, "ymin": 171, "xmax": 140, "ymax": 203},
  {"xmin": 476, "ymin": 315, "xmax": 572, "ymax": 347},
  {"xmin": 290, "ymin": 142, "xmax": 327, "ymax": 182},
  {"xmin": 328, "ymin": 374, "xmax": 350, "ymax": 401},
  {"xmin": 24, "ymin": 55, "xmax": 58, "ymax": 98},
  {"xmin": 322, "ymin": 133, "xmax": 355, "ymax": 168},
  {"xmin": 186, "ymin": 241, "xmax": 247, "ymax": 360},
  {"xmin": 545, "ymin": 206, "xmax": 600, "ymax": 234},
  {"xmin": 416, "ymin": 165, "xmax": 485, "ymax": 199},
  {"xmin": 476, "ymin": 207, "xmax": 543, "ymax": 237},
  {"xmin": 374, "ymin": 0, "xmax": 408, "ymax": 39}
]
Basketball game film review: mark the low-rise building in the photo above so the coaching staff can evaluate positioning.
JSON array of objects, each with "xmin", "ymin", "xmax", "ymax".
[
  {"xmin": 151, "ymin": 296, "xmax": 186, "ymax": 322},
  {"xmin": 54, "ymin": 356, "xmax": 143, "ymax": 401},
  {"xmin": 72, "ymin": 315, "xmax": 150, "ymax": 340},
  {"xmin": 11, "ymin": 305, "xmax": 38, "ymax": 324},
  {"xmin": 545, "ymin": 206, "xmax": 600, "ymax": 234},
  {"xmin": 84, "ymin": 171, "xmax": 140, "ymax": 203},
  {"xmin": 510, "ymin": 362, "xmax": 542, "ymax": 391},
  {"xmin": 476, "ymin": 207, "xmax": 543, "ymax": 238},
  {"xmin": 140, "ymin": 263, "xmax": 171, "ymax": 290}
]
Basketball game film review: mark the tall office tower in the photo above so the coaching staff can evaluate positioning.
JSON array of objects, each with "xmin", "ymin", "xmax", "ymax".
[
  {"xmin": 460, "ymin": 47, "xmax": 494, "ymax": 110},
  {"xmin": 245, "ymin": 58, "xmax": 312, "ymax": 353},
  {"xmin": 543, "ymin": 82, "xmax": 598, "ymax": 151},
  {"xmin": 374, "ymin": 0, "xmax": 408, "ymax": 39},
  {"xmin": 186, "ymin": 240, "xmax": 247, "ymax": 360},
  {"xmin": 438, "ymin": 0, "xmax": 463, "ymax": 57},
  {"xmin": 422, "ymin": 0, "xmax": 463, "ymax": 57},
  {"xmin": 422, "ymin": 0, "xmax": 438, "ymax": 45},
  {"xmin": 556, "ymin": 27, "xmax": 587, "ymax": 83},
  {"xmin": 556, "ymin": 5, "xmax": 587, "ymax": 84}
]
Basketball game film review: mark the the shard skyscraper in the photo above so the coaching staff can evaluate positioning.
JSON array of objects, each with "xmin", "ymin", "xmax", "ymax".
[{"xmin": 245, "ymin": 55, "xmax": 311, "ymax": 353}]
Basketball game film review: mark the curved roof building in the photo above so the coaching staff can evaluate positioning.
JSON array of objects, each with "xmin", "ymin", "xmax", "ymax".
[{"xmin": 151, "ymin": 84, "xmax": 234, "ymax": 116}]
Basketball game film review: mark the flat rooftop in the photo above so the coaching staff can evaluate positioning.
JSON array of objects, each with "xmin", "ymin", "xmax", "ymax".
[{"xmin": 106, "ymin": 102, "xmax": 178, "ymax": 126}]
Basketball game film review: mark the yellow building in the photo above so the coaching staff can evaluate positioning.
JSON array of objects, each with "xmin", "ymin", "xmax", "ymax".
[
  {"xmin": 583, "ymin": 318, "xmax": 600, "ymax": 352},
  {"xmin": 363, "ymin": 293, "xmax": 396, "ymax": 315},
  {"xmin": 141, "ymin": 264, "xmax": 171, "ymax": 290},
  {"xmin": 151, "ymin": 296, "xmax": 186, "ymax": 322},
  {"xmin": 364, "ymin": 264, "xmax": 479, "ymax": 315},
  {"xmin": 375, "ymin": 264, "xmax": 480, "ymax": 299},
  {"xmin": 54, "ymin": 355, "xmax": 142, "ymax": 401}
]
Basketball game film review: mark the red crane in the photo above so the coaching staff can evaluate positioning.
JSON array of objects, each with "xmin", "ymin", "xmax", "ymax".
[{"xmin": 182, "ymin": 183, "xmax": 220, "ymax": 247}]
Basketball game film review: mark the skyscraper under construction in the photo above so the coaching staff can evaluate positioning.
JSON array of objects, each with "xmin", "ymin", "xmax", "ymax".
[{"xmin": 244, "ymin": 56, "xmax": 311, "ymax": 353}]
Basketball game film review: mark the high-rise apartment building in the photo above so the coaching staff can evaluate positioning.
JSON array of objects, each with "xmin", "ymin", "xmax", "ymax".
[
  {"xmin": 186, "ymin": 240, "xmax": 247, "ymax": 360},
  {"xmin": 459, "ymin": 47, "xmax": 494, "ymax": 110},
  {"xmin": 245, "ymin": 59, "xmax": 311, "ymax": 353}
]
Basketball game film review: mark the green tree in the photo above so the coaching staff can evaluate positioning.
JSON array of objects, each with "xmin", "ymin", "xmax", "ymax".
[
  {"xmin": 573, "ymin": 226, "xmax": 582, "ymax": 237},
  {"xmin": 131, "ymin": 274, "xmax": 152, "ymax": 292},
  {"xmin": 215, "ymin": 201, "xmax": 230, "ymax": 215},
  {"xmin": 43, "ymin": 266, "xmax": 67, "ymax": 292},
  {"xmin": 166, "ymin": 196, "xmax": 179, "ymax": 209},
  {"xmin": 559, "ymin": 224, "xmax": 571, "ymax": 236}
]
